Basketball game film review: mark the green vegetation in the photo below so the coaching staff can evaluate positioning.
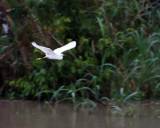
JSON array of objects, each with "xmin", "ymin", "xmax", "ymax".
[{"xmin": 0, "ymin": 0, "xmax": 160, "ymax": 108}]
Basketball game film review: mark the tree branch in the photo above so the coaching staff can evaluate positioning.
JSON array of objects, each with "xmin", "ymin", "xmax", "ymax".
[{"xmin": 0, "ymin": 47, "xmax": 15, "ymax": 61}]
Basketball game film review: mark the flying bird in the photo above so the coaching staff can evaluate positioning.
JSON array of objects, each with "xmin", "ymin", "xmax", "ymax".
[{"xmin": 32, "ymin": 41, "xmax": 76, "ymax": 60}]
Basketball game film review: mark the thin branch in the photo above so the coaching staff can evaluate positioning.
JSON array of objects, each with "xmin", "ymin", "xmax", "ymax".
[
  {"xmin": 31, "ymin": 14, "xmax": 50, "ymax": 47},
  {"xmin": 0, "ymin": 47, "xmax": 15, "ymax": 60},
  {"xmin": 47, "ymin": 31, "xmax": 63, "ymax": 46},
  {"xmin": 91, "ymin": 40, "xmax": 95, "ymax": 55}
]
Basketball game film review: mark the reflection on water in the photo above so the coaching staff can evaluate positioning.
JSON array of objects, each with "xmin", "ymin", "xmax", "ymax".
[{"xmin": 0, "ymin": 100, "xmax": 159, "ymax": 128}]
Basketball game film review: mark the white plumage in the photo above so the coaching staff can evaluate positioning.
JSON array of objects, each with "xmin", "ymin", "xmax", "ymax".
[
  {"xmin": 2, "ymin": 24, "xmax": 9, "ymax": 34},
  {"xmin": 32, "ymin": 41, "xmax": 76, "ymax": 60}
]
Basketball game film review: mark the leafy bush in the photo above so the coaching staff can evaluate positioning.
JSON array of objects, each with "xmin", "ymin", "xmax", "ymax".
[{"xmin": 1, "ymin": 0, "xmax": 160, "ymax": 105}]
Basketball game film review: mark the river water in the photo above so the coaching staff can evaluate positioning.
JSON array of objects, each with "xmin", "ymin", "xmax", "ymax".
[{"xmin": 0, "ymin": 100, "xmax": 159, "ymax": 128}]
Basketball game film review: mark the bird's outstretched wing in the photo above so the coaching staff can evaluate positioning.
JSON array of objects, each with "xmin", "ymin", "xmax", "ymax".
[
  {"xmin": 32, "ymin": 42, "xmax": 53, "ymax": 55},
  {"xmin": 53, "ymin": 41, "xmax": 76, "ymax": 54}
]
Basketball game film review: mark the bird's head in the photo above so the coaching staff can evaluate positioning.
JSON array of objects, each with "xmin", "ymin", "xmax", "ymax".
[
  {"xmin": 61, "ymin": 54, "xmax": 68, "ymax": 57},
  {"xmin": 60, "ymin": 54, "xmax": 64, "ymax": 58}
]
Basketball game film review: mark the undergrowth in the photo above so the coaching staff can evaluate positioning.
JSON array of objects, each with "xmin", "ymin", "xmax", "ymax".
[{"xmin": 0, "ymin": 0, "xmax": 160, "ymax": 109}]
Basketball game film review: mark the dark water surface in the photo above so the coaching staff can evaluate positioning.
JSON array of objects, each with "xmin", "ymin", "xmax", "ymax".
[{"xmin": 0, "ymin": 100, "xmax": 160, "ymax": 128}]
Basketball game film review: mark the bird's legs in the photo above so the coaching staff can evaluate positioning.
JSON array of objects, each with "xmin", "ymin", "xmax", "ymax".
[
  {"xmin": 36, "ymin": 58, "xmax": 43, "ymax": 60},
  {"xmin": 36, "ymin": 56, "xmax": 47, "ymax": 60}
]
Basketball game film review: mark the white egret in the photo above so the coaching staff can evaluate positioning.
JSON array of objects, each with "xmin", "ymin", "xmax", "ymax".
[{"xmin": 32, "ymin": 41, "xmax": 76, "ymax": 60}]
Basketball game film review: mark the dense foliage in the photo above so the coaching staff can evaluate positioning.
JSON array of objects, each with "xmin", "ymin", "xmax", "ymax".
[{"xmin": 0, "ymin": 0, "xmax": 160, "ymax": 105}]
